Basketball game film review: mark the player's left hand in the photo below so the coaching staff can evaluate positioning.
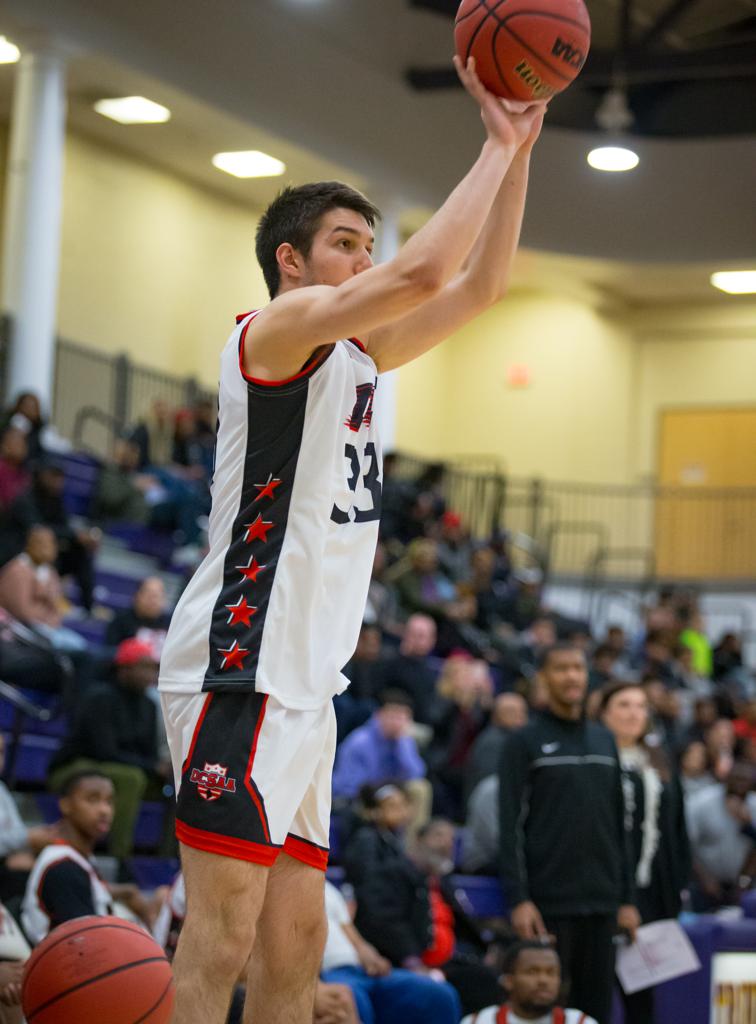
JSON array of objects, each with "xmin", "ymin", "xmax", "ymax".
[{"xmin": 0, "ymin": 961, "xmax": 23, "ymax": 1006}]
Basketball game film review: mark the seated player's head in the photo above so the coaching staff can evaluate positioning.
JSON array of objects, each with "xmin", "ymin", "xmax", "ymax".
[
  {"xmin": 255, "ymin": 182, "xmax": 380, "ymax": 298},
  {"xmin": 114, "ymin": 638, "xmax": 159, "ymax": 691},
  {"xmin": 58, "ymin": 771, "xmax": 115, "ymax": 845},
  {"xmin": 501, "ymin": 941, "xmax": 562, "ymax": 1017}
]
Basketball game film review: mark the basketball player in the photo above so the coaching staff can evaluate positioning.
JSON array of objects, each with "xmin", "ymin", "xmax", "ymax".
[{"xmin": 160, "ymin": 57, "xmax": 547, "ymax": 1024}]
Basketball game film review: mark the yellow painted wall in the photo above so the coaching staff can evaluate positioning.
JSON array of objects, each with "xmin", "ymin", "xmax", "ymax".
[
  {"xmin": 396, "ymin": 291, "xmax": 637, "ymax": 484},
  {"xmin": 57, "ymin": 132, "xmax": 267, "ymax": 387}
]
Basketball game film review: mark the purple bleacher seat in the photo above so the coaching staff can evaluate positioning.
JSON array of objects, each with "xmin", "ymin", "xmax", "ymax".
[
  {"xmin": 0, "ymin": 689, "xmax": 68, "ymax": 738},
  {"xmin": 35, "ymin": 792, "xmax": 60, "ymax": 823},
  {"xmin": 741, "ymin": 890, "xmax": 756, "ymax": 919},
  {"xmin": 133, "ymin": 801, "xmax": 166, "ymax": 850},
  {"xmin": 63, "ymin": 617, "xmax": 108, "ymax": 646},
  {"xmin": 13, "ymin": 734, "xmax": 61, "ymax": 783},
  {"xmin": 59, "ymin": 451, "xmax": 101, "ymax": 518},
  {"xmin": 106, "ymin": 524, "xmax": 178, "ymax": 564},
  {"xmin": 449, "ymin": 874, "xmax": 506, "ymax": 918},
  {"xmin": 127, "ymin": 856, "xmax": 180, "ymax": 890}
]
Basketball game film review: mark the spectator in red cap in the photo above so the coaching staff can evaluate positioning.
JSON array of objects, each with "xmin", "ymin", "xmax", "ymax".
[
  {"xmin": 48, "ymin": 638, "xmax": 170, "ymax": 859},
  {"xmin": 437, "ymin": 510, "xmax": 473, "ymax": 583}
]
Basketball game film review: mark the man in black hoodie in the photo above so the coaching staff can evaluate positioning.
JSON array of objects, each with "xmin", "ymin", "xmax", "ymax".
[{"xmin": 498, "ymin": 642, "xmax": 639, "ymax": 1024}]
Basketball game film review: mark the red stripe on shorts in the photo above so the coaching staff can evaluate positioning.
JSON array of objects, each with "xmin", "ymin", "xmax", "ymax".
[
  {"xmin": 176, "ymin": 820, "xmax": 280, "ymax": 866},
  {"xmin": 283, "ymin": 834, "xmax": 329, "ymax": 872}
]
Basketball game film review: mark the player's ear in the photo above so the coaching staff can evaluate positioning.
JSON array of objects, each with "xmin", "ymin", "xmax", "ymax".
[{"xmin": 276, "ymin": 242, "xmax": 303, "ymax": 284}]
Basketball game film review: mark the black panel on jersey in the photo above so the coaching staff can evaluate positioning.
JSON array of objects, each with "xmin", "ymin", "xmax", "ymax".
[{"xmin": 202, "ymin": 375, "xmax": 310, "ymax": 691}]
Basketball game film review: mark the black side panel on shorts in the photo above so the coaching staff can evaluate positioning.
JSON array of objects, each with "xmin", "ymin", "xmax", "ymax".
[
  {"xmin": 202, "ymin": 377, "xmax": 309, "ymax": 692},
  {"xmin": 177, "ymin": 692, "xmax": 274, "ymax": 850}
]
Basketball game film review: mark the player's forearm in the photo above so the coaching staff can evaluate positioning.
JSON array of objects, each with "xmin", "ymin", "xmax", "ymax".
[
  {"xmin": 459, "ymin": 147, "xmax": 530, "ymax": 305},
  {"xmin": 396, "ymin": 139, "xmax": 514, "ymax": 293}
]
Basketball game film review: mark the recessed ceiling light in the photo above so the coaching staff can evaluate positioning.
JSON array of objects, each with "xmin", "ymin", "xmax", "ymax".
[
  {"xmin": 94, "ymin": 96, "xmax": 171, "ymax": 125},
  {"xmin": 212, "ymin": 150, "xmax": 286, "ymax": 179},
  {"xmin": 710, "ymin": 271, "xmax": 756, "ymax": 295},
  {"xmin": 0, "ymin": 35, "xmax": 20, "ymax": 64},
  {"xmin": 587, "ymin": 146, "xmax": 639, "ymax": 172}
]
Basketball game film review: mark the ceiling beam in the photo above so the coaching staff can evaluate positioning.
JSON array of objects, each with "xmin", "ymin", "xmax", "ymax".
[
  {"xmin": 406, "ymin": 39, "xmax": 756, "ymax": 90},
  {"xmin": 634, "ymin": 0, "xmax": 702, "ymax": 49}
]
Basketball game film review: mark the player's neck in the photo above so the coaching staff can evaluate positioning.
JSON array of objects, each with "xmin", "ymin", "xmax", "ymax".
[{"xmin": 59, "ymin": 821, "xmax": 95, "ymax": 858}]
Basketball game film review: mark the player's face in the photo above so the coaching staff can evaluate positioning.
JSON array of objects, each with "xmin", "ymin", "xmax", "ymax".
[
  {"xmin": 62, "ymin": 777, "xmax": 115, "ymax": 841},
  {"xmin": 300, "ymin": 208, "xmax": 374, "ymax": 288},
  {"xmin": 506, "ymin": 948, "xmax": 561, "ymax": 1015}
]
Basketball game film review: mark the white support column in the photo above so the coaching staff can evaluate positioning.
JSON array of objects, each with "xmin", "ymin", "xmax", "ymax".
[
  {"xmin": 1, "ymin": 44, "xmax": 67, "ymax": 410},
  {"xmin": 372, "ymin": 198, "xmax": 402, "ymax": 452}
]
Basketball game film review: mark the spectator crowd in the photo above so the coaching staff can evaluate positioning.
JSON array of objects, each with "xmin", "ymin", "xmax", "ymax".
[{"xmin": 0, "ymin": 392, "xmax": 755, "ymax": 1024}]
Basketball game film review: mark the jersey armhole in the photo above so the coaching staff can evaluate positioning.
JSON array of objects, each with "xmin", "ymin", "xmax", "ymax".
[{"xmin": 238, "ymin": 312, "xmax": 332, "ymax": 388}]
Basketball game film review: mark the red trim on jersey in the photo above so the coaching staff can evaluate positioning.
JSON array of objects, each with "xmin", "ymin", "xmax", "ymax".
[
  {"xmin": 348, "ymin": 337, "xmax": 366, "ymax": 352},
  {"xmin": 283, "ymin": 834, "xmax": 329, "ymax": 871},
  {"xmin": 496, "ymin": 1009, "xmax": 567, "ymax": 1024},
  {"xmin": 238, "ymin": 311, "xmax": 330, "ymax": 387},
  {"xmin": 182, "ymin": 693, "xmax": 214, "ymax": 776},
  {"xmin": 244, "ymin": 694, "xmax": 270, "ymax": 842},
  {"xmin": 176, "ymin": 820, "xmax": 280, "ymax": 866}
]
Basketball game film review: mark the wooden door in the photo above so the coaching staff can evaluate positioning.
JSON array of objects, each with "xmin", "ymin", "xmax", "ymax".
[{"xmin": 656, "ymin": 408, "xmax": 756, "ymax": 579}]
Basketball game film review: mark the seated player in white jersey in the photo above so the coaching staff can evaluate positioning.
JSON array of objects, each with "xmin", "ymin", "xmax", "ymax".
[
  {"xmin": 461, "ymin": 942, "xmax": 598, "ymax": 1024},
  {"xmin": 159, "ymin": 56, "xmax": 547, "ymax": 1024}
]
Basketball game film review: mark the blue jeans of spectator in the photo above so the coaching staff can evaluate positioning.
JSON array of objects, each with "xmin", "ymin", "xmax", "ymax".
[{"xmin": 320, "ymin": 965, "xmax": 461, "ymax": 1024}]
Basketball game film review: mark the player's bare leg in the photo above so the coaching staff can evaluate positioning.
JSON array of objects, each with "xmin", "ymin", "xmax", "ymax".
[
  {"xmin": 243, "ymin": 853, "xmax": 327, "ymax": 1023},
  {"xmin": 170, "ymin": 845, "xmax": 269, "ymax": 1024}
]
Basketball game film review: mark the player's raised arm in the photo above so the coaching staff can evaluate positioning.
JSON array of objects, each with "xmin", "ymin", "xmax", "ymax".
[{"xmin": 243, "ymin": 58, "xmax": 541, "ymax": 381}]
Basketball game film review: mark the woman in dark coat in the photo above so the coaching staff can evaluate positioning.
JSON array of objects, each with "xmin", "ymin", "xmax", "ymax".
[{"xmin": 599, "ymin": 680, "xmax": 692, "ymax": 1024}]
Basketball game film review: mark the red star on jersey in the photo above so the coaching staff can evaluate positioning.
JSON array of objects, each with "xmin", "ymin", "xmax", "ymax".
[
  {"xmin": 235, "ymin": 556, "xmax": 267, "ymax": 583},
  {"xmin": 253, "ymin": 474, "xmax": 282, "ymax": 503},
  {"xmin": 244, "ymin": 515, "xmax": 273, "ymax": 544},
  {"xmin": 218, "ymin": 640, "xmax": 250, "ymax": 672},
  {"xmin": 225, "ymin": 596, "xmax": 257, "ymax": 627}
]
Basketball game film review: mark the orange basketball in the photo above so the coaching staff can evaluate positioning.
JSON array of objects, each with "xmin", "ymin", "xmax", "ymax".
[
  {"xmin": 22, "ymin": 916, "xmax": 175, "ymax": 1024},
  {"xmin": 455, "ymin": 0, "xmax": 591, "ymax": 102}
]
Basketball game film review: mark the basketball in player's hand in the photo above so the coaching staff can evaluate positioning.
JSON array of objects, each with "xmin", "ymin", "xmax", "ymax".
[
  {"xmin": 22, "ymin": 917, "xmax": 174, "ymax": 1023},
  {"xmin": 455, "ymin": 0, "xmax": 591, "ymax": 102}
]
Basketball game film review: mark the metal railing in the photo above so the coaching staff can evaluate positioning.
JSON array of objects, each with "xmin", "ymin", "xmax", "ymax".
[{"xmin": 2, "ymin": 316, "xmax": 756, "ymax": 584}]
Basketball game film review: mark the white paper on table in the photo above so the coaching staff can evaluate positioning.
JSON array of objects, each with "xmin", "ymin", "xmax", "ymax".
[{"xmin": 616, "ymin": 919, "xmax": 702, "ymax": 995}]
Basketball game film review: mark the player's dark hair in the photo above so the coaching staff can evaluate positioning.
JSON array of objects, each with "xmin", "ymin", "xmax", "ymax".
[
  {"xmin": 57, "ymin": 770, "xmax": 112, "ymax": 798},
  {"xmin": 377, "ymin": 688, "xmax": 415, "ymax": 712},
  {"xmin": 501, "ymin": 939, "xmax": 558, "ymax": 976},
  {"xmin": 537, "ymin": 642, "xmax": 586, "ymax": 671},
  {"xmin": 255, "ymin": 181, "xmax": 381, "ymax": 298}
]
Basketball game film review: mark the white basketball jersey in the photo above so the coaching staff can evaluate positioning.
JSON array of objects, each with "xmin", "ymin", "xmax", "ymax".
[
  {"xmin": 159, "ymin": 310, "xmax": 382, "ymax": 710},
  {"xmin": 22, "ymin": 843, "xmax": 113, "ymax": 945}
]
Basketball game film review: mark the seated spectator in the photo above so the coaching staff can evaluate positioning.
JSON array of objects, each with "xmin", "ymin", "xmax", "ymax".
[
  {"xmin": 639, "ymin": 631, "xmax": 677, "ymax": 686},
  {"xmin": 106, "ymin": 576, "xmax": 172, "ymax": 657},
  {"xmin": 462, "ymin": 940, "xmax": 598, "ymax": 1024},
  {"xmin": 321, "ymin": 878, "xmax": 461, "ymax": 1024},
  {"xmin": 373, "ymin": 613, "xmax": 439, "ymax": 725},
  {"xmin": 427, "ymin": 655, "xmax": 492, "ymax": 820},
  {"xmin": 0, "ymin": 526, "xmax": 86, "ymax": 653},
  {"xmin": 679, "ymin": 740, "xmax": 716, "ymax": 798},
  {"xmin": 172, "ymin": 408, "xmax": 208, "ymax": 477},
  {"xmin": 734, "ymin": 699, "xmax": 756, "ymax": 746},
  {"xmin": 704, "ymin": 718, "xmax": 737, "ymax": 782},
  {"xmin": 465, "ymin": 692, "xmax": 528, "ymax": 800},
  {"xmin": 337, "ymin": 624, "xmax": 385, "ymax": 742},
  {"xmin": 20, "ymin": 770, "xmax": 152, "ymax": 945},
  {"xmin": 0, "ymin": 608, "xmax": 73, "ymax": 698},
  {"xmin": 129, "ymin": 398, "xmax": 174, "ymax": 470},
  {"xmin": 643, "ymin": 678, "xmax": 684, "ymax": 756},
  {"xmin": 683, "ymin": 696, "xmax": 719, "ymax": 746},
  {"xmin": 461, "ymin": 545, "xmax": 509, "ymax": 636},
  {"xmin": 677, "ymin": 606, "xmax": 713, "ymax": 678},
  {"xmin": 21, "ymin": 770, "xmax": 115, "ymax": 944},
  {"xmin": 0, "ymin": 899, "xmax": 27, "ymax": 1024},
  {"xmin": 0, "ymin": 392, "xmax": 45, "ymax": 463},
  {"xmin": 0, "ymin": 429, "xmax": 30, "ymax": 512},
  {"xmin": 332, "ymin": 691, "xmax": 428, "ymax": 809},
  {"xmin": 461, "ymin": 773, "xmax": 499, "ymax": 875},
  {"xmin": 685, "ymin": 760, "xmax": 756, "ymax": 911},
  {"xmin": 393, "ymin": 540, "xmax": 475, "ymax": 650},
  {"xmin": 498, "ymin": 567, "xmax": 543, "ymax": 632},
  {"xmin": 670, "ymin": 643, "xmax": 712, "ymax": 698},
  {"xmin": 90, "ymin": 437, "xmax": 153, "ymax": 525},
  {"xmin": 0, "ymin": 734, "xmax": 57, "ymax": 902},
  {"xmin": 363, "ymin": 542, "xmax": 402, "ymax": 638},
  {"xmin": 437, "ymin": 511, "xmax": 473, "ymax": 583},
  {"xmin": 587, "ymin": 645, "xmax": 618, "ymax": 694},
  {"xmin": 344, "ymin": 786, "xmax": 495, "ymax": 1017},
  {"xmin": 6, "ymin": 456, "xmax": 100, "ymax": 611},
  {"xmin": 48, "ymin": 638, "xmax": 169, "ymax": 859},
  {"xmin": 517, "ymin": 617, "xmax": 557, "ymax": 677},
  {"xmin": 713, "ymin": 632, "xmax": 744, "ymax": 683}
]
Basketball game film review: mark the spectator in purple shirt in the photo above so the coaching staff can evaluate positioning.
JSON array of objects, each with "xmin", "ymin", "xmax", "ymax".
[{"xmin": 332, "ymin": 690, "xmax": 431, "ymax": 831}]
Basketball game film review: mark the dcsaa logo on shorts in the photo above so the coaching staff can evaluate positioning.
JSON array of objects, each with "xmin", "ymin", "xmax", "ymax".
[{"xmin": 190, "ymin": 762, "xmax": 237, "ymax": 801}]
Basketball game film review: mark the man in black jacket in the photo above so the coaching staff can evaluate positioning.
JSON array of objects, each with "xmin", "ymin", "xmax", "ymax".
[{"xmin": 498, "ymin": 642, "xmax": 639, "ymax": 1024}]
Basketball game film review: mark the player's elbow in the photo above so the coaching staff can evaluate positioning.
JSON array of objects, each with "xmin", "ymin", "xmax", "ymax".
[{"xmin": 400, "ymin": 258, "xmax": 445, "ymax": 301}]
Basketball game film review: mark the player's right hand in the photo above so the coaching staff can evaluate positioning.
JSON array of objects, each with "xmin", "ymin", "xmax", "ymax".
[{"xmin": 453, "ymin": 55, "xmax": 547, "ymax": 156}]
